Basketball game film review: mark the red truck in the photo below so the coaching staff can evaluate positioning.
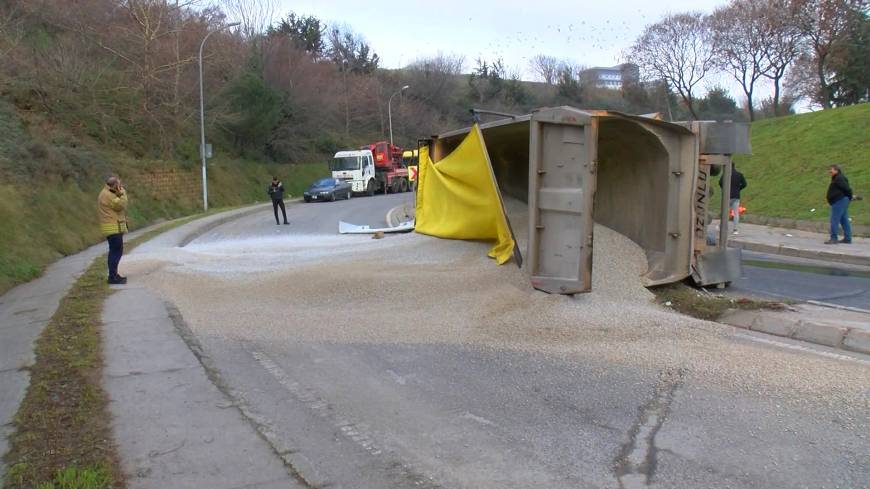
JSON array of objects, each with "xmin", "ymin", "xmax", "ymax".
[{"xmin": 360, "ymin": 141, "xmax": 411, "ymax": 194}]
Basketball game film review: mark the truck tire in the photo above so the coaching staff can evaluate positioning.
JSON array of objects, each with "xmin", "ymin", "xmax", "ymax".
[
  {"xmin": 366, "ymin": 180, "xmax": 375, "ymax": 197},
  {"xmin": 400, "ymin": 178, "xmax": 408, "ymax": 193}
]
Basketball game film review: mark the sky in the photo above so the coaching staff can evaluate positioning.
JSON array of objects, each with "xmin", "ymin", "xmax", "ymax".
[{"xmin": 268, "ymin": 0, "xmax": 774, "ymax": 104}]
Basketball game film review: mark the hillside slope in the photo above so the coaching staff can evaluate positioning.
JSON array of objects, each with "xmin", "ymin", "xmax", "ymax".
[
  {"xmin": 0, "ymin": 101, "xmax": 327, "ymax": 294},
  {"xmin": 734, "ymin": 103, "xmax": 869, "ymax": 225}
]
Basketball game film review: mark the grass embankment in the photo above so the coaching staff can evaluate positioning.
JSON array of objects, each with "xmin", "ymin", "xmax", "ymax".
[
  {"xmin": 0, "ymin": 100, "xmax": 327, "ymax": 295},
  {"xmin": 652, "ymin": 283, "xmax": 788, "ymax": 321},
  {"xmin": 2, "ymin": 216, "xmax": 202, "ymax": 489},
  {"xmin": 729, "ymin": 103, "xmax": 869, "ymax": 225}
]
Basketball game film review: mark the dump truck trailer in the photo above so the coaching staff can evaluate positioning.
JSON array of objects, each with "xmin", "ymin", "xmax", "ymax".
[{"xmin": 422, "ymin": 106, "xmax": 750, "ymax": 294}]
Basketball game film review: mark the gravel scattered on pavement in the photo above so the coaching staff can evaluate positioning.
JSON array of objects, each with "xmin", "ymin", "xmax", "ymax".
[{"xmin": 125, "ymin": 207, "xmax": 870, "ymax": 420}]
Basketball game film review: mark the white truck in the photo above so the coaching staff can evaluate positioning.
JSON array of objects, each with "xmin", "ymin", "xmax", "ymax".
[
  {"xmin": 331, "ymin": 141, "xmax": 411, "ymax": 196},
  {"xmin": 330, "ymin": 149, "xmax": 377, "ymax": 196}
]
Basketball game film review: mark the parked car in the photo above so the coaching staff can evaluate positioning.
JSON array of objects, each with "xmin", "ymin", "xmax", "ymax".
[{"xmin": 304, "ymin": 178, "xmax": 353, "ymax": 202}]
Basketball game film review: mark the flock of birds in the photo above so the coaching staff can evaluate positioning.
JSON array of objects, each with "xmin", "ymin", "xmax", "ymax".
[{"xmin": 410, "ymin": 10, "xmax": 654, "ymax": 76}]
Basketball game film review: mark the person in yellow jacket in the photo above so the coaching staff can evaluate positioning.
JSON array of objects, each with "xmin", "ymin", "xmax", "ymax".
[{"xmin": 98, "ymin": 176, "xmax": 129, "ymax": 284}]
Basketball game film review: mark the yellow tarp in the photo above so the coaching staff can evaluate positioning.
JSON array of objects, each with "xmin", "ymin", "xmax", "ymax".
[{"xmin": 415, "ymin": 124, "xmax": 516, "ymax": 264}]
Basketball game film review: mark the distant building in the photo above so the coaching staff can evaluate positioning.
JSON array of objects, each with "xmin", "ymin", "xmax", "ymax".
[{"xmin": 582, "ymin": 64, "xmax": 639, "ymax": 90}]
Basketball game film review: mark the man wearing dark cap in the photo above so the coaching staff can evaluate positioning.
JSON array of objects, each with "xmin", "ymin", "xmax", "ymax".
[{"xmin": 268, "ymin": 176, "xmax": 289, "ymax": 225}]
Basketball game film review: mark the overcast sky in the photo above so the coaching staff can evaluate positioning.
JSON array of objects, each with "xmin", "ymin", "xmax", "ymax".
[{"xmin": 269, "ymin": 0, "xmax": 774, "ymax": 104}]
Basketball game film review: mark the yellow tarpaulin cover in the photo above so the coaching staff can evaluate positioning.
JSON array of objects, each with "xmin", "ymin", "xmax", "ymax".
[{"xmin": 415, "ymin": 124, "xmax": 516, "ymax": 264}]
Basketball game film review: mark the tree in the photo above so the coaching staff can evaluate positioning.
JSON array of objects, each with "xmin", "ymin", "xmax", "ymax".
[
  {"xmin": 791, "ymin": 0, "xmax": 864, "ymax": 108},
  {"xmin": 468, "ymin": 57, "xmax": 505, "ymax": 104},
  {"xmin": 218, "ymin": 72, "xmax": 284, "ymax": 154},
  {"xmin": 556, "ymin": 63, "xmax": 582, "ymax": 101},
  {"xmin": 827, "ymin": 7, "xmax": 870, "ymax": 105},
  {"xmin": 763, "ymin": 0, "xmax": 805, "ymax": 116},
  {"xmin": 327, "ymin": 25, "xmax": 379, "ymax": 74},
  {"xmin": 628, "ymin": 12, "xmax": 715, "ymax": 120},
  {"xmin": 220, "ymin": 0, "xmax": 275, "ymax": 39},
  {"xmin": 405, "ymin": 54, "xmax": 464, "ymax": 117},
  {"xmin": 270, "ymin": 12, "xmax": 324, "ymax": 59},
  {"xmin": 529, "ymin": 54, "xmax": 559, "ymax": 85},
  {"xmin": 710, "ymin": 0, "xmax": 773, "ymax": 121},
  {"xmin": 698, "ymin": 86, "xmax": 745, "ymax": 121}
]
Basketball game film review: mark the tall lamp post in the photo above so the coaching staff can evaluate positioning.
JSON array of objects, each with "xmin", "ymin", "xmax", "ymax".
[
  {"xmin": 388, "ymin": 85, "xmax": 409, "ymax": 147},
  {"xmin": 198, "ymin": 22, "xmax": 240, "ymax": 212}
]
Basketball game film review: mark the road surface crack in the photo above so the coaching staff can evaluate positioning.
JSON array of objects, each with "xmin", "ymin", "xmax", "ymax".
[{"xmin": 614, "ymin": 367, "xmax": 685, "ymax": 489}]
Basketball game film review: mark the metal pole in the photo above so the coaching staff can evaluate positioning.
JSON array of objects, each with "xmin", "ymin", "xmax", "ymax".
[
  {"xmin": 719, "ymin": 156, "xmax": 733, "ymax": 249},
  {"xmin": 388, "ymin": 85, "xmax": 409, "ymax": 147},
  {"xmin": 198, "ymin": 32, "xmax": 213, "ymax": 212},
  {"xmin": 198, "ymin": 22, "xmax": 239, "ymax": 212}
]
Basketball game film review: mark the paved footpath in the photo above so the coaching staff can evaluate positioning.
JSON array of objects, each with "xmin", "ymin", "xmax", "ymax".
[
  {"xmin": 0, "ymin": 221, "xmax": 166, "ymax": 481},
  {"xmin": 718, "ymin": 221, "xmax": 870, "ymax": 267},
  {"xmin": 0, "ymin": 205, "xmax": 296, "ymax": 487}
]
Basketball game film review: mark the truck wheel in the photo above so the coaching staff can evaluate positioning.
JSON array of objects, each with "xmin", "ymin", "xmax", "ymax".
[
  {"xmin": 400, "ymin": 178, "xmax": 408, "ymax": 193},
  {"xmin": 366, "ymin": 180, "xmax": 375, "ymax": 197}
]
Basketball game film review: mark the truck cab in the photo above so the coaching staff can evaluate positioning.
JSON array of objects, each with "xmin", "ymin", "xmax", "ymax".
[{"xmin": 331, "ymin": 150, "xmax": 376, "ymax": 195}]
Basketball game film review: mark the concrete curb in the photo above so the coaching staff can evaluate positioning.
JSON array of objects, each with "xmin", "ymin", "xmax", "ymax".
[
  {"xmin": 177, "ymin": 203, "xmax": 270, "ymax": 246},
  {"xmin": 721, "ymin": 308, "xmax": 870, "ymax": 355},
  {"xmin": 742, "ymin": 214, "xmax": 870, "ymax": 237},
  {"xmin": 728, "ymin": 239, "xmax": 870, "ymax": 267}
]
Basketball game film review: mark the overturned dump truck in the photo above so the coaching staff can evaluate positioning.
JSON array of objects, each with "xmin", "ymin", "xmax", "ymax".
[{"xmin": 420, "ymin": 106, "xmax": 751, "ymax": 295}]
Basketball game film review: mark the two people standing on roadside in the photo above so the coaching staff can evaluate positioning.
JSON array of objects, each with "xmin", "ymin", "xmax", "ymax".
[
  {"xmin": 719, "ymin": 164, "xmax": 748, "ymax": 235},
  {"xmin": 825, "ymin": 164, "xmax": 858, "ymax": 245},
  {"xmin": 98, "ymin": 176, "xmax": 129, "ymax": 284},
  {"xmin": 268, "ymin": 176, "xmax": 289, "ymax": 225}
]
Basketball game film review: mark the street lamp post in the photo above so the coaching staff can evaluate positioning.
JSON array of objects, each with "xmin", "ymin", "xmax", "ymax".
[
  {"xmin": 198, "ymin": 22, "xmax": 240, "ymax": 212},
  {"xmin": 388, "ymin": 85, "xmax": 409, "ymax": 147}
]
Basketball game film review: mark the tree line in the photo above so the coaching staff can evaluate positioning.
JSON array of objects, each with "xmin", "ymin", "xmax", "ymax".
[
  {"xmin": 0, "ymin": 0, "xmax": 865, "ymax": 168},
  {"xmin": 624, "ymin": 0, "xmax": 868, "ymax": 120}
]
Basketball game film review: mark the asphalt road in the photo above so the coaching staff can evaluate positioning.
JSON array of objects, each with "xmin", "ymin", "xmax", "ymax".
[
  {"xmin": 732, "ymin": 251, "xmax": 870, "ymax": 310},
  {"xmin": 157, "ymin": 195, "xmax": 869, "ymax": 489}
]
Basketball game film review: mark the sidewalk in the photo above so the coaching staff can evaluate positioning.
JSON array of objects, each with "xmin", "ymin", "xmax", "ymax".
[
  {"xmin": 99, "ymin": 203, "xmax": 306, "ymax": 488},
  {"xmin": 713, "ymin": 220, "xmax": 870, "ymax": 267},
  {"xmin": 0, "ymin": 222, "xmax": 165, "ymax": 481},
  {"xmin": 0, "ymin": 205, "xmax": 269, "ymax": 483}
]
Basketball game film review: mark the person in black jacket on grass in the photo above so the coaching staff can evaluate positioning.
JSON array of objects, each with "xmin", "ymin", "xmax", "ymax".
[
  {"xmin": 825, "ymin": 164, "xmax": 859, "ymax": 244},
  {"xmin": 268, "ymin": 176, "xmax": 289, "ymax": 225},
  {"xmin": 719, "ymin": 165, "xmax": 748, "ymax": 235}
]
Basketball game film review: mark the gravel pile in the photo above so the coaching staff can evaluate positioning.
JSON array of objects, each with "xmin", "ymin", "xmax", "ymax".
[{"xmin": 127, "ymin": 207, "xmax": 870, "ymax": 409}]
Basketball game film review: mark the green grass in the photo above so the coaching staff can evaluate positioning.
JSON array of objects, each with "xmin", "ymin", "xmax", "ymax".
[
  {"xmin": 0, "ymin": 157, "xmax": 327, "ymax": 295},
  {"xmin": 731, "ymin": 103, "xmax": 870, "ymax": 225},
  {"xmin": 652, "ymin": 283, "xmax": 788, "ymax": 321},
  {"xmin": 3, "ymin": 251, "xmax": 124, "ymax": 489},
  {"xmin": 2, "ymin": 218, "xmax": 201, "ymax": 489}
]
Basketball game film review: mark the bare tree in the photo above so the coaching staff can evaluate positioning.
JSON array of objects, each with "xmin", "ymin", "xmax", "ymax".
[
  {"xmin": 405, "ymin": 53, "xmax": 464, "ymax": 116},
  {"xmin": 628, "ymin": 12, "xmax": 715, "ymax": 120},
  {"xmin": 710, "ymin": 0, "xmax": 774, "ymax": 121},
  {"xmin": 762, "ymin": 0, "xmax": 805, "ymax": 115},
  {"xmin": 529, "ymin": 54, "xmax": 560, "ymax": 85},
  {"xmin": 220, "ymin": 0, "xmax": 274, "ymax": 38}
]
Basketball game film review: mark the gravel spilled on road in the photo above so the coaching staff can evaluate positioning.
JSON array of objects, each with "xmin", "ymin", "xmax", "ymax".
[{"xmin": 126, "ymin": 205, "xmax": 870, "ymax": 419}]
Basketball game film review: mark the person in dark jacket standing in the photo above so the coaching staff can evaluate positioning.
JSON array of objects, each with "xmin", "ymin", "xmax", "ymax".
[
  {"xmin": 268, "ymin": 176, "xmax": 289, "ymax": 225},
  {"xmin": 826, "ymin": 164, "xmax": 854, "ymax": 244},
  {"xmin": 719, "ymin": 165, "xmax": 748, "ymax": 235}
]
